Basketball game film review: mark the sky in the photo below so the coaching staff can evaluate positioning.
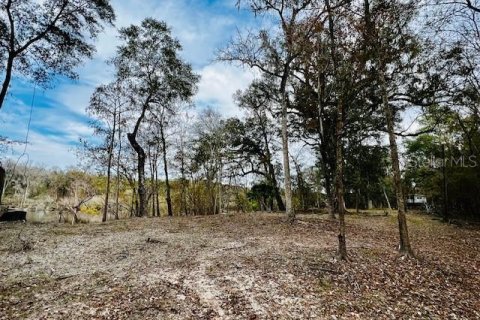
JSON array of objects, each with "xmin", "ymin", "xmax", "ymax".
[
  {"xmin": 0, "ymin": 0, "xmax": 260, "ymax": 168},
  {"xmin": 0, "ymin": 0, "xmax": 422, "ymax": 170}
]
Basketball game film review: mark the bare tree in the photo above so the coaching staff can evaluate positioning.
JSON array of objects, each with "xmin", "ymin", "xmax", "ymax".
[
  {"xmin": 57, "ymin": 171, "xmax": 96, "ymax": 225},
  {"xmin": 87, "ymin": 82, "xmax": 127, "ymax": 222}
]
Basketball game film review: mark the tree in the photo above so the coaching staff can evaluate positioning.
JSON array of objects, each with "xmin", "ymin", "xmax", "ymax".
[
  {"xmin": 289, "ymin": 18, "xmax": 338, "ymax": 219},
  {"xmin": 323, "ymin": 0, "xmax": 349, "ymax": 259},
  {"xmin": 221, "ymin": 0, "xmax": 322, "ymax": 222},
  {"xmin": 405, "ymin": 111, "xmax": 480, "ymax": 221},
  {"xmin": 362, "ymin": 0, "xmax": 434, "ymax": 256},
  {"xmin": 432, "ymin": 0, "xmax": 480, "ymax": 14},
  {"xmin": 113, "ymin": 18, "xmax": 198, "ymax": 217},
  {"xmin": 56, "ymin": 170, "xmax": 97, "ymax": 224},
  {"xmin": 248, "ymin": 182, "xmax": 276, "ymax": 211},
  {"xmin": 190, "ymin": 109, "xmax": 227, "ymax": 215},
  {"xmin": 150, "ymin": 103, "xmax": 194, "ymax": 217},
  {"xmin": 232, "ymin": 80, "xmax": 286, "ymax": 211},
  {"xmin": 173, "ymin": 112, "xmax": 194, "ymax": 215},
  {"xmin": 0, "ymin": 0, "xmax": 115, "ymax": 110},
  {"xmin": 0, "ymin": 164, "xmax": 5, "ymax": 205},
  {"xmin": 86, "ymin": 81, "xmax": 127, "ymax": 222},
  {"xmin": 344, "ymin": 144, "xmax": 390, "ymax": 211}
]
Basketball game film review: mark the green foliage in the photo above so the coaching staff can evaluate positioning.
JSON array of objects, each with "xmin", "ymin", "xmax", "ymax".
[
  {"xmin": 405, "ymin": 124, "xmax": 480, "ymax": 220},
  {"xmin": 234, "ymin": 190, "xmax": 255, "ymax": 213},
  {"xmin": 82, "ymin": 204, "xmax": 102, "ymax": 216},
  {"xmin": 0, "ymin": 0, "xmax": 116, "ymax": 109},
  {"xmin": 344, "ymin": 145, "xmax": 391, "ymax": 210}
]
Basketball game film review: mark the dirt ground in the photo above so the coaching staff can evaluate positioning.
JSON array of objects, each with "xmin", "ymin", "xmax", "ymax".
[{"xmin": 0, "ymin": 212, "xmax": 479, "ymax": 319}]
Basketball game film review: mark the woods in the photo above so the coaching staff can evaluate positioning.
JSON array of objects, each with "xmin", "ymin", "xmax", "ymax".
[
  {"xmin": 1, "ymin": 0, "xmax": 479, "ymax": 249},
  {"xmin": 1, "ymin": 0, "xmax": 480, "ymax": 318}
]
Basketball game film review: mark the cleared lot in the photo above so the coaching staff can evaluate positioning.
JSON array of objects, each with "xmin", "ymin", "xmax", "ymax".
[{"xmin": 0, "ymin": 212, "xmax": 479, "ymax": 319}]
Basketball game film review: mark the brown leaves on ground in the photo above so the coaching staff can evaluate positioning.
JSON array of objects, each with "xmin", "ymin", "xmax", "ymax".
[{"xmin": 0, "ymin": 212, "xmax": 478, "ymax": 319}]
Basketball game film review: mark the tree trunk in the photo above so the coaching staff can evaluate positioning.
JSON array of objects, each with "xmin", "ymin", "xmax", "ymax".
[
  {"xmin": 103, "ymin": 111, "xmax": 117, "ymax": 222},
  {"xmin": 155, "ymin": 162, "xmax": 160, "ymax": 217},
  {"xmin": 180, "ymin": 176, "xmax": 187, "ymax": 215},
  {"xmin": 127, "ymin": 101, "xmax": 149, "ymax": 218},
  {"xmin": 383, "ymin": 186, "xmax": 392, "ymax": 212},
  {"xmin": 442, "ymin": 144, "xmax": 449, "ymax": 222},
  {"xmin": 268, "ymin": 162, "xmax": 285, "ymax": 211},
  {"xmin": 160, "ymin": 125, "xmax": 173, "ymax": 217},
  {"xmin": 0, "ymin": 166, "xmax": 5, "ymax": 205},
  {"xmin": 180, "ymin": 136, "xmax": 187, "ymax": 215},
  {"xmin": 326, "ymin": 0, "xmax": 347, "ymax": 260},
  {"xmin": 149, "ymin": 150, "xmax": 156, "ymax": 217},
  {"xmin": 280, "ymin": 75, "xmax": 294, "ymax": 222},
  {"xmin": 218, "ymin": 160, "xmax": 223, "ymax": 214},
  {"xmin": 21, "ymin": 177, "xmax": 29, "ymax": 208},
  {"xmin": 103, "ymin": 159, "xmax": 113, "ymax": 221},
  {"xmin": 0, "ymin": 55, "xmax": 14, "ymax": 110},
  {"xmin": 72, "ymin": 208, "xmax": 79, "ymax": 225},
  {"xmin": 263, "ymin": 125, "xmax": 286, "ymax": 212},
  {"xmin": 316, "ymin": 33, "xmax": 335, "ymax": 220},
  {"xmin": 114, "ymin": 111, "xmax": 122, "ymax": 220},
  {"xmin": 320, "ymin": 149, "xmax": 336, "ymax": 219},
  {"xmin": 335, "ymin": 97, "xmax": 348, "ymax": 260},
  {"xmin": 380, "ymin": 68, "xmax": 414, "ymax": 257},
  {"xmin": 127, "ymin": 133, "xmax": 147, "ymax": 217},
  {"xmin": 130, "ymin": 186, "xmax": 137, "ymax": 217},
  {"xmin": 355, "ymin": 188, "xmax": 360, "ymax": 213}
]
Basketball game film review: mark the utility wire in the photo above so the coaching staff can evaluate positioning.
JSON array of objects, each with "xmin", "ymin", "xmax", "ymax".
[{"xmin": 2, "ymin": 84, "xmax": 36, "ymax": 202}]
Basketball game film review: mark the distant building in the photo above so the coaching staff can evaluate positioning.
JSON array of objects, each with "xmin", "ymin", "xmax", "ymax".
[{"xmin": 407, "ymin": 194, "xmax": 427, "ymax": 205}]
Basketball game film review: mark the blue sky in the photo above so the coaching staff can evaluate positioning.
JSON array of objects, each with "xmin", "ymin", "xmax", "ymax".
[{"xmin": 0, "ymin": 0, "xmax": 260, "ymax": 168}]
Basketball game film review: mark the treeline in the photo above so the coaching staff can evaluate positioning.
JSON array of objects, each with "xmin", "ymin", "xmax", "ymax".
[
  {"xmin": 1, "ymin": 0, "xmax": 479, "ymax": 260},
  {"xmin": 0, "ymin": 161, "xmax": 253, "ymax": 218},
  {"xmin": 82, "ymin": 1, "xmax": 479, "ymax": 259}
]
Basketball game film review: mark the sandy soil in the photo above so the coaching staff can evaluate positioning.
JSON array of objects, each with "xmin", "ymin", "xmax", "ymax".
[{"xmin": 0, "ymin": 212, "xmax": 479, "ymax": 319}]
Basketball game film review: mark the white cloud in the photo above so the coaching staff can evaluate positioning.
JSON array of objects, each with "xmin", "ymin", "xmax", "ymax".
[
  {"xmin": 2, "ymin": 0, "xmax": 262, "ymax": 168},
  {"xmin": 52, "ymin": 83, "xmax": 96, "ymax": 115},
  {"xmin": 196, "ymin": 63, "xmax": 256, "ymax": 117},
  {"xmin": 92, "ymin": 0, "xmax": 248, "ymax": 67},
  {"xmin": 10, "ymin": 132, "xmax": 78, "ymax": 169}
]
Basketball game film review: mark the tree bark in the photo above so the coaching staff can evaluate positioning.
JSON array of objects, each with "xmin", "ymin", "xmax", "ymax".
[
  {"xmin": 442, "ymin": 144, "xmax": 449, "ymax": 222},
  {"xmin": 128, "ymin": 134, "xmax": 147, "ymax": 217},
  {"xmin": 268, "ymin": 163, "xmax": 286, "ymax": 211},
  {"xmin": 179, "ymin": 132, "xmax": 187, "ymax": 215},
  {"xmin": 103, "ymin": 110, "xmax": 117, "ymax": 222},
  {"xmin": 316, "ymin": 32, "xmax": 336, "ymax": 220},
  {"xmin": 320, "ymin": 148, "xmax": 336, "ymax": 219},
  {"xmin": 114, "ymin": 111, "xmax": 122, "ymax": 220},
  {"xmin": 380, "ymin": 67, "xmax": 414, "ymax": 257},
  {"xmin": 335, "ymin": 97, "xmax": 348, "ymax": 260},
  {"xmin": 155, "ymin": 161, "xmax": 161, "ymax": 216},
  {"xmin": 326, "ymin": 0, "xmax": 347, "ymax": 260},
  {"xmin": 160, "ymin": 124, "xmax": 173, "ymax": 217},
  {"xmin": 0, "ymin": 56, "xmax": 14, "ymax": 110},
  {"xmin": 355, "ymin": 189, "xmax": 360, "ymax": 213},
  {"xmin": 280, "ymin": 74, "xmax": 294, "ymax": 223},
  {"xmin": 149, "ymin": 147, "xmax": 156, "ymax": 217},
  {"xmin": 0, "ymin": 0, "xmax": 15, "ymax": 110},
  {"xmin": 218, "ymin": 160, "xmax": 223, "ymax": 213},
  {"xmin": 261, "ymin": 120, "xmax": 286, "ymax": 212},
  {"xmin": 127, "ymin": 102, "xmax": 149, "ymax": 217},
  {"xmin": 0, "ymin": 166, "xmax": 5, "ymax": 205}
]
